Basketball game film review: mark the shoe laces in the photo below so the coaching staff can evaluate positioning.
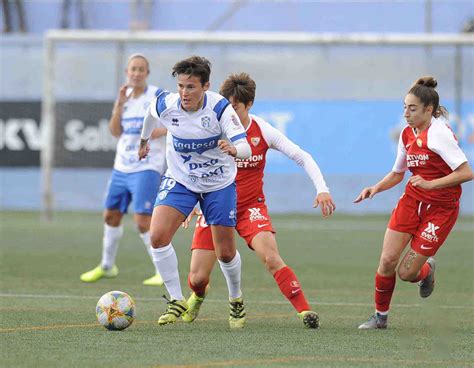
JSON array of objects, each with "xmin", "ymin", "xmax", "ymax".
[
  {"xmin": 229, "ymin": 299, "xmax": 246, "ymax": 318},
  {"xmin": 161, "ymin": 295, "xmax": 186, "ymax": 316}
]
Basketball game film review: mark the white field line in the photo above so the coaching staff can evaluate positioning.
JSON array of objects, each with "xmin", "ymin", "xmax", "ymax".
[
  {"xmin": 271, "ymin": 220, "xmax": 473, "ymax": 232},
  {"xmin": 0, "ymin": 292, "xmax": 472, "ymax": 310}
]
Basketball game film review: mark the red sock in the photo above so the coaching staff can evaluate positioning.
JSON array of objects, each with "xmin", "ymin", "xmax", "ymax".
[
  {"xmin": 273, "ymin": 266, "xmax": 310, "ymax": 313},
  {"xmin": 375, "ymin": 272, "xmax": 396, "ymax": 313},
  {"xmin": 411, "ymin": 262, "xmax": 431, "ymax": 283},
  {"xmin": 188, "ymin": 275, "xmax": 207, "ymax": 297}
]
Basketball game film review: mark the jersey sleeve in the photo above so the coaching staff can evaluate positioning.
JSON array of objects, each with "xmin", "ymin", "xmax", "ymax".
[
  {"xmin": 219, "ymin": 102, "xmax": 247, "ymax": 143},
  {"xmin": 428, "ymin": 122, "xmax": 468, "ymax": 170},
  {"xmin": 392, "ymin": 130, "xmax": 408, "ymax": 173},
  {"xmin": 258, "ymin": 118, "xmax": 329, "ymax": 194},
  {"xmin": 141, "ymin": 100, "xmax": 163, "ymax": 140}
]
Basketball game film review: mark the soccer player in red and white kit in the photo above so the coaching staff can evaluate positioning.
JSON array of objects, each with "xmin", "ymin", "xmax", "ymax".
[
  {"xmin": 181, "ymin": 73, "xmax": 336, "ymax": 329},
  {"xmin": 355, "ymin": 76, "xmax": 473, "ymax": 329}
]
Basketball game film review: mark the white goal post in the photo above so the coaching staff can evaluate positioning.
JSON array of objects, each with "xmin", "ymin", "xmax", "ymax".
[{"xmin": 40, "ymin": 30, "xmax": 474, "ymax": 221}]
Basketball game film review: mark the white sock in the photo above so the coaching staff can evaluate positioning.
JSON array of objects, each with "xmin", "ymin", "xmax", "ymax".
[
  {"xmin": 151, "ymin": 243, "xmax": 183, "ymax": 300},
  {"xmin": 139, "ymin": 231, "xmax": 160, "ymax": 275},
  {"xmin": 218, "ymin": 250, "xmax": 242, "ymax": 299},
  {"xmin": 101, "ymin": 224, "xmax": 123, "ymax": 270}
]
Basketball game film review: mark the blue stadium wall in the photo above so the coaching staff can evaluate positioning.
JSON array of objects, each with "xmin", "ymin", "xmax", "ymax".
[{"xmin": 2, "ymin": 1, "xmax": 473, "ymax": 34}]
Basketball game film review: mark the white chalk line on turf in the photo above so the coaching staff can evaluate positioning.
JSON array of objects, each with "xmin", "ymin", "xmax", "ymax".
[{"xmin": 0, "ymin": 293, "xmax": 472, "ymax": 310}]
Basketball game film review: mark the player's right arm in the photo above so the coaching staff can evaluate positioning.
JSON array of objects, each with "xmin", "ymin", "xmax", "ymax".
[
  {"xmin": 354, "ymin": 131, "xmax": 407, "ymax": 203},
  {"xmin": 139, "ymin": 99, "xmax": 165, "ymax": 159},
  {"xmin": 258, "ymin": 118, "xmax": 335, "ymax": 216},
  {"xmin": 109, "ymin": 84, "xmax": 129, "ymax": 137}
]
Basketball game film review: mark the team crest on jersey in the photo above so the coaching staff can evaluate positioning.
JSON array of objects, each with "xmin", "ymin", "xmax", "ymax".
[
  {"xmin": 201, "ymin": 116, "xmax": 211, "ymax": 128},
  {"xmin": 416, "ymin": 138, "xmax": 423, "ymax": 147},
  {"xmin": 250, "ymin": 137, "xmax": 260, "ymax": 146}
]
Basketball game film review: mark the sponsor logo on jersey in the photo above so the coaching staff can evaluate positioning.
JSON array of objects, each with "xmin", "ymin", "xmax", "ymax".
[
  {"xmin": 188, "ymin": 158, "xmax": 219, "ymax": 171},
  {"xmin": 235, "ymin": 154, "xmax": 264, "ymax": 168},
  {"xmin": 421, "ymin": 222, "xmax": 439, "ymax": 242},
  {"xmin": 201, "ymin": 116, "xmax": 211, "ymax": 128},
  {"xmin": 407, "ymin": 153, "xmax": 429, "ymax": 167},
  {"xmin": 122, "ymin": 117, "xmax": 144, "ymax": 135},
  {"xmin": 248, "ymin": 207, "xmax": 268, "ymax": 222},
  {"xmin": 250, "ymin": 137, "xmax": 260, "ymax": 146},
  {"xmin": 172, "ymin": 134, "xmax": 220, "ymax": 154},
  {"xmin": 180, "ymin": 154, "xmax": 192, "ymax": 163},
  {"xmin": 187, "ymin": 166, "xmax": 225, "ymax": 182}
]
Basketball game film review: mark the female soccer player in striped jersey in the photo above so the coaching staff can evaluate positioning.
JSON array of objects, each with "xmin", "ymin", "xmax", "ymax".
[
  {"xmin": 355, "ymin": 76, "xmax": 473, "ymax": 329},
  {"xmin": 181, "ymin": 72, "xmax": 336, "ymax": 329},
  {"xmin": 80, "ymin": 54, "xmax": 167, "ymax": 286}
]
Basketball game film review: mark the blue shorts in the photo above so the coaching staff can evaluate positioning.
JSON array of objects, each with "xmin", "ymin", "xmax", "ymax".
[
  {"xmin": 104, "ymin": 169, "xmax": 161, "ymax": 215},
  {"xmin": 155, "ymin": 177, "xmax": 237, "ymax": 227}
]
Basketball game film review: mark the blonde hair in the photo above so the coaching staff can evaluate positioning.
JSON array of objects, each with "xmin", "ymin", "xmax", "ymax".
[{"xmin": 127, "ymin": 53, "xmax": 149, "ymax": 71}]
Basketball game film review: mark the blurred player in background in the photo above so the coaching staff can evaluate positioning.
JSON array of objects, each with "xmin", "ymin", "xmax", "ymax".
[
  {"xmin": 139, "ymin": 56, "xmax": 251, "ymax": 328},
  {"xmin": 80, "ymin": 54, "xmax": 167, "ymax": 286},
  {"xmin": 181, "ymin": 73, "xmax": 336, "ymax": 329},
  {"xmin": 355, "ymin": 76, "xmax": 473, "ymax": 329}
]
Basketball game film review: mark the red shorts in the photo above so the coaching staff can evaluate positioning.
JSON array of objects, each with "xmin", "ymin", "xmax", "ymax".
[
  {"xmin": 191, "ymin": 203, "xmax": 275, "ymax": 251},
  {"xmin": 388, "ymin": 193, "xmax": 459, "ymax": 256}
]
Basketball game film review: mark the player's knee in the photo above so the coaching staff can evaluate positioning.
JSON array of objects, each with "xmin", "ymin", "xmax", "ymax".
[
  {"xmin": 136, "ymin": 223, "xmax": 149, "ymax": 234},
  {"xmin": 263, "ymin": 254, "xmax": 284, "ymax": 274},
  {"xmin": 397, "ymin": 266, "xmax": 417, "ymax": 282},
  {"xmin": 188, "ymin": 271, "xmax": 209, "ymax": 290},
  {"xmin": 149, "ymin": 232, "xmax": 170, "ymax": 249},
  {"xmin": 104, "ymin": 211, "xmax": 121, "ymax": 226},
  {"xmin": 217, "ymin": 245, "xmax": 237, "ymax": 262},
  {"xmin": 378, "ymin": 255, "xmax": 398, "ymax": 274}
]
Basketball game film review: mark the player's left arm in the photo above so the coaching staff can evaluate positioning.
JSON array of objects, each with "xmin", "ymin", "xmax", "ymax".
[
  {"xmin": 410, "ymin": 125, "xmax": 473, "ymax": 189},
  {"xmin": 218, "ymin": 104, "xmax": 251, "ymax": 159},
  {"xmin": 410, "ymin": 161, "xmax": 472, "ymax": 189},
  {"xmin": 261, "ymin": 120, "xmax": 335, "ymax": 217}
]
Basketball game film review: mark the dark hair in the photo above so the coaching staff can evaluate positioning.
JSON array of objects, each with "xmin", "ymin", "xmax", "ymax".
[
  {"xmin": 219, "ymin": 73, "xmax": 256, "ymax": 106},
  {"xmin": 172, "ymin": 56, "xmax": 211, "ymax": 85},
  {"xmin": 408, "ymin": 76, "xmax": 448, "ymax": 118}
]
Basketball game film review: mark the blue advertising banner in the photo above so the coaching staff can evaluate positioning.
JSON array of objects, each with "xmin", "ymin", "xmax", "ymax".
[{"xmin": 252, "ymin": 100, "xmax": 474, "ymax": 175}]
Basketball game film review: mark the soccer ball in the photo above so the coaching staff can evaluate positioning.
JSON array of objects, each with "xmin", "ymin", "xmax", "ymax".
[{"xmin": 96, "ymin": 291, "xmax": 136, "ymax": 331}]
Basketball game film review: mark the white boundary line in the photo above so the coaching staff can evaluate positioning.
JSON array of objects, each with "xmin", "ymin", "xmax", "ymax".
[{"xmin": 0, "ymin": 293, "xmax": 472, "ymax": 310}]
